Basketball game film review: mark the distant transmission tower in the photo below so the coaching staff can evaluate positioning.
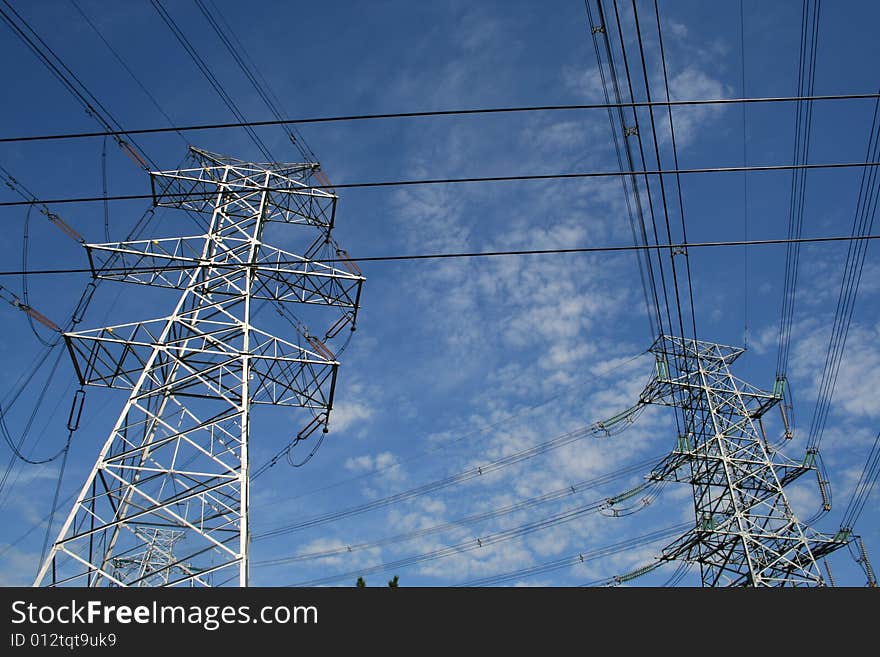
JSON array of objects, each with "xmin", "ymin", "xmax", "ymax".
[
  {"xmin": 35, "ymin": 148, "xmax": 364, "ymax": 587},
  {"xmin": 110, "ymin": 528, "xmax": 189, "ymax": 586},
  {"xmin": 645, "ymin": 335, "xmax": 847, "ymax": 586}
]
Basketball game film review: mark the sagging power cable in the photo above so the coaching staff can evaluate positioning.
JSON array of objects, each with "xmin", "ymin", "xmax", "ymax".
[
  {"xmin": 254, "ymin": 397, "xmax": 647, "ymax": 539},
  {"xmin": 255, "ymin": 454, "xmax": 662, "ymax": 562}
]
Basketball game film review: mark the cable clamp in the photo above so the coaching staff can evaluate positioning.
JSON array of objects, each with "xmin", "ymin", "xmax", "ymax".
[
  {"xmin": 591, "ymin": 25, "xmax": 605, "ymax": 34},
  {"xmin": 624, "ymin": 125, "xmax": 639, "ymax": 137}
]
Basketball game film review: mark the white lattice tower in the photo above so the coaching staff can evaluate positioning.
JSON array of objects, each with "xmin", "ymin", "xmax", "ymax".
[
  {"xmin": 35, "ymin": 148, "xmax": 364, "ymax": 587},
  {"xmin": 110, "ymin": 528, "xmax": 188, "ymax": 586},
  {"xmin": 644, "ymin": 335, "xmax": 847, "ymax": 586}
]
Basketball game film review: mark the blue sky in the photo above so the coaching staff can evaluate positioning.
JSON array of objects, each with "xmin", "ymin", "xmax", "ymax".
[{"xmin": 0, "ymin": 0, "xmax": 878, "ymax": 586}]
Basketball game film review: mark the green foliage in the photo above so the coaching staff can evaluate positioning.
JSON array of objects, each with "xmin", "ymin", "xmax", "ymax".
[{"xmin": 354, "ymin": 575, "xmax": 400, "ymax": 587}]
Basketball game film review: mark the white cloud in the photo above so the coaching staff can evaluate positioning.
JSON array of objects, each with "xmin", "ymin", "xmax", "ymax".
[
  {"xmin": 562, "ymin": 66, "xmax": 606, "ymax": 102},
  {"xmin": 660, "ymin": 67, "xmax": 731, "ymax": 148},
  {"xmin": 789, "ymin": 320, "xmax": 880, "ymax": 419},
  {"xmin": 668, "ymin": 21, "xmax": 688, "ymax": 39},
  {"xmin": 331, "ymin": 401, "xmax": 374, "ymax": 434},
  {"xmin": 343, "ymin": 451, "xmax": 406, "ymax": 486}
]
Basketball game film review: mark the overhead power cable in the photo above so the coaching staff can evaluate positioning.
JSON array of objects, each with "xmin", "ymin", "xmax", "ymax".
[
  {"xmin": 2, "ymin": 160, "xmax": 880, "ymax": 209},
  {"xmin": 602, "ymin": 0, "xmax": 679, "ymax": 371},
  {"xmin": 67, "ymin": 0, "xmax": 189, "ymax": 146},
  {"xmin": 193, "ymin": 0, "xmax": 317, "ymax": 164},
  {"xmin": 0, "ymin": 348, "xmax": 65, "ymax": 469},
  {"xmin": 459, "ymin": 522, "xmax": 690, "ymax": 587},
  {"xmin": 806, "ymin": 89, "xmax": 880, "ymax": 453},
  {"xmin": 584, "ymin": 0, "xmax": 661, "ymax": 340},
  {"xmin": 661, "ymin": 560, "xmax": 692, "ymax": 587},
  {"xmin": 149, "ymin": 2, "xmax": 270, "ymax": 155},
  {"xmin": 0, "ymin": 0, "xmax": 153, "ymax": 170},
  {"xmin": 629, "ymin": 0, "xmax": 688, "ymax": 343},
  {"xmin": 740, "ymin": 0, "xmax": 750, "ymax": 347},
  {"xmin": 150, "ymin": 0, "xmax": 275, "ymax": 162},
  {"xmin": 2, "ymin": 94, "xmax": 878, "ymax": 144},
  {"xmin": 1, "ymin": 164, "xmax": 83, "ymax": 244},
  {"xmin": 840, "ymin": 430, "xmax": 880, "ymax": 531},
  {"xmin": 257, "ymin": 455, "xmax": 661, "ymax": 565},
  {"xmin": 254, "ymin": 401, "xmax": 646, "ymax": 539},
  {"xmin": 651, "ymin": 0, "xmax": 700, "ymax": 345},
  {"xmin": 282, "ymin": 479, "xmax": 665, "ymax": 586},
  {"xmin": 0, "ymin": 234, "xmax": 877, "ymax": 278},
  {"xmin": 777, "ymin": 0, "xmax": 822, "ymax": 378},
  {"xmin": 253, "ymin": 350, "xmax": 650, "ymax": 500}
]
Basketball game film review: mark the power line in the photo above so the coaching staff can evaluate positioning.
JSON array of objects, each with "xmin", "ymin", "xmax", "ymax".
[
  {"xmin": 254, "ymin": 403, "xmax": 645, "ymax": 540},
  {"xmin": 0, "ymin": 348, "xmax": 65, "ymax": 470},
  {"xmin": 630, "ymin": 0, "xmax": 688, "ymax": 342},
  {"xmin": 652, "ymin": 0, "xmax": 700, "ymax": 345},
  {"xmin": 252, "ymin": 350, "xmax": 651, "ymax": 506},
  {"xmin": 777, "ymin": 0, "xmax": 822, "ymax": 378},
  {"xmin": 807, "ymin": 88, "xmax": 880, "ymax": 453},
  {"xmin": 602, "ymin": 0, "xmax": 678, "ymax": 355},
  {"xmin": 0, "ymin": 234, "xmax": 877, "ymax": 278},
  {"xmin": 67, "ymin": 0, "xmax": 188, "ymax": 146},
  {"xmin": 584, "ymin": 0, "xmax": 661, "ymax": 340},
  {"xmin": 604, "ymin": 0, "xmax": 685, "ymax": 440},
  {"xmin": 740, "ymin": 0, "xmax": 750, "ymax": 347},
  {"xmin": 149, "ymin": 0, "xmax": 275, "ymax": 162},
  {"xmin": 0, "ymin": 0, "xmax": 154, "ymax": 170},
  {"xmin": 840, "ymin": 430, "xmax": 880, "ymax": 531},
  {"xmin": 193, "ymin": 0, "xmax": 317, "ymax": 164},
  {"xmin": 282, "ymin": 480, "xmax": 665, "ymax": 586},
  {"xmin": 459, "ymin": 523, "xmax": 690, "ymax": 587},
  {"xmin": 2, "ymin": 93, "xmax": 878, "ymax": 144},
  {"xmin": 3, "ymin": 160, "xmax": 880, "ymax": 209},
  {"xmin": 254, "ymin": 455, "xmax": 661, "ymax": 565}
]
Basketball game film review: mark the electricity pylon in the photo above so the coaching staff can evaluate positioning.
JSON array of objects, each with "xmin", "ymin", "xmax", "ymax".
[
  {"xmin": 34, "ymin": 148, "xmax": 364, "ymax": 587},
  {"xmin": 643, "ymin": 335, "xmax": 848, "ymax": 586},
  {"xmin": 110, "ymin": 528, "xmax": 189, "ymax": 586}
]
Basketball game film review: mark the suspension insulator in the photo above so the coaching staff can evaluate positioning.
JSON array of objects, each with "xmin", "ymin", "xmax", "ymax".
[
  {"xmin": 817, "ymin": 471, "xmax": 831, "ymax": 512},
  {"xmin": 335, "ymin": 248, "xmax": 362, "ymax": 276},
  {"xmin": 72, "ymin": 283, "xmax": 97, "ymax": 325},
  {"xmin": 306, "ymin": 335, "xmax": 336, "ymax": 361},
  {"xmin": 858, "ymin": 537, "xmax": 877, "ymax": 587},
  {"xmin": 324, "ymin": 312, "xmax": 353, "ymax": 340},
  {"xmin": 303, "ymin": 235, "xmax": 326, "ymax": 261},
  {"xmin": 118, "ymin": 140, "xmax": 149, "ymax": 170},
  {"xmin": 313, "ymin": 169, "xmax": 334, "ymax": 192},
  {"xmin": 619, "ymin": 562, "xmax": 658, "ymax": 583},
  {"xmin": 43, "ymin": 210, "xmax": 84, "ymax": 243},
  {"xmin": 296, "ymin": 413, "xmax": 327, "ymax": 442},
  {"xmin": 823, "ymin": 560, "xmax": 836, "ymax": 587},
  {"xmin": 66, "ymin": 389, "xmax": 86, "ymax": 432},
  {"xmin": 779, "ymin": 401, "xmax": 793, "ymax": 440},
  {"xmin": 22, "ymin": 305, "xmax": 60, "ymax": 332}
]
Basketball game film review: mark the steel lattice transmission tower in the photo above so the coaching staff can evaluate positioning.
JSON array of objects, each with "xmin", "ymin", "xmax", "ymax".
[
  {"xmin": 35, "ymin": 148, "xmax": 364, "ymax": 587},
  {"xmin": 643, "ymin": 335, "xmax": 847, "ymax": 586},
  {"xmin": 110, "ymin": 528, "xmax": 189, "ymax": 586}
]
